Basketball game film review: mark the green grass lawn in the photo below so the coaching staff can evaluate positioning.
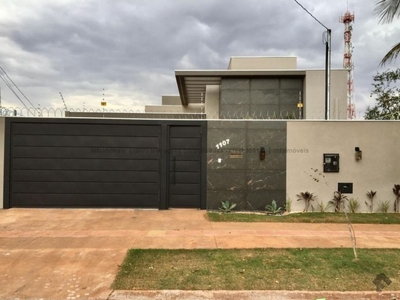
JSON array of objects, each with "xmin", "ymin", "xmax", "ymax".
[
  {"xmin": 207, "ymin": 212, "xmax": 400, "ymax": 224},
  {"xmin": 113, "ymin": 248, "xmax": 400, "ymax": 291}
]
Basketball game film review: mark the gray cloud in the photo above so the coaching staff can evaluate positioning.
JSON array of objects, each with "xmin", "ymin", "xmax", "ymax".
[{"xmin": 0, "ymin": 0, "xmax": 399, "ymax": 117}]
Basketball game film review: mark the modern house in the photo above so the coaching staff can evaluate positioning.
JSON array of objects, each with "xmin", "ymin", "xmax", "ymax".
[
  {"xmin": 2, "ymin": 56, "xmax": 399, "ymax": 213},
  {"xmin": 66, "ymin": 56, "xmax": 348, "ymax": 120},
  {"xmin": 146, "ymin": 56, "xmax": 347, "ymax": 120}
]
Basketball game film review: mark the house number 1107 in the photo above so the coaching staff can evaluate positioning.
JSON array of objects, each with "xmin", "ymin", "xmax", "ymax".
[{"xmin": 216, "ymin": 139, "xmax": 230, "ymax": 149}]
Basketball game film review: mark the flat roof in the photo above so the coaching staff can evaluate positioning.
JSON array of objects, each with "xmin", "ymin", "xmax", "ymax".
[{"xmin": 175, "ymin": 69, "xmax": 307, "ymax": 105}]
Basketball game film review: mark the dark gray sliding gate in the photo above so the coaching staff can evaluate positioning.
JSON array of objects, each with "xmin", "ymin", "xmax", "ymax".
[{"xmin": 4, "ymin": 118, "xmax": 207, "ymax": 209}]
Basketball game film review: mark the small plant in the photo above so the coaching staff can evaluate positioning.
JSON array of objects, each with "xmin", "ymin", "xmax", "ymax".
[
  {"xmin": 265, "ymin": 200, "xmax": 283, "ymax": 215},
  {"xmin": 296, "ymin": 192, "xmax": 316, "ymax": 212},
  {"xmin": 329, "ymin": 191, "xmax": 348, "ymax": 213},
  {"xmin": 393, "ymin": 184, "xmax": 400, "ymax": 213},
  {"xmin": 317, "ymin": 200, "xmax": 332, "ymax": 213},
  {"xmin": 366, "ymin": 190, "xmax": 377, "ymax": 213},
  {"xmin": 348, "ymin": 198, "xmax": 360, "ymax": 213},
  {"xmin": 306, "ymin": 168, "xmax": 357, "ymax": 260},
  {"xmin": 286, "ymin": 196, "xmax": 292, "ymax": 213},
  {"xmin": 219, "ymin": 201, "xmax": 236, "ymax": 213},
  {"xmin": 378, "ymin": 200, "xmax": 391, "ymax": 213}
]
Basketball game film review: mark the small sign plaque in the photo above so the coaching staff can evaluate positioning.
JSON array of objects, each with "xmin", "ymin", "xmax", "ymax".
[
  {"xmin": 230, "ymin": 151, "xmax": 243, "ymax": 159},
  {"xmin": 101, "ymin": 102, "xmax": 107, "ymax": 106}
]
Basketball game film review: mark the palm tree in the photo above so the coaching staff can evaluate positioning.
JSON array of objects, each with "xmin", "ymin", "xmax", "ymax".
[{"xmin": 374, "ymin": 0, "xmax": 400, "ymax": 65}]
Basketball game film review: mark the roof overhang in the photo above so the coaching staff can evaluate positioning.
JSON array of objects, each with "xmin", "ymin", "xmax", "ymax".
[{"xmin": 175, "ymin": 70, "xmax": 306, "ymax": 105}]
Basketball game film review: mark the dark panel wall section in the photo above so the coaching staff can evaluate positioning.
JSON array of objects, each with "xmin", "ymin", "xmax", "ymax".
[
  {"xmin": 5, "ymin": 118, "xmax": 207, "ymax": 209},
  {"xmin": 220, "ymin": 78, "xmax": 303, "ymax": 119},
  {"xmin": 207, "ymin": 121, "xmax": 287, "ymax": 210}
]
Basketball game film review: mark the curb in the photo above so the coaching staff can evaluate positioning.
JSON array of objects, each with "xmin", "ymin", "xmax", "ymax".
[{"xmin": 108, "ymin": 290, "xmax": 400, "ymax": 300}]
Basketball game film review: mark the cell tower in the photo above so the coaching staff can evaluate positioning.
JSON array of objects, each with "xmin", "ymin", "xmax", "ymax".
[{"xmin": 340, "ymin": 10, "xmax": 356, "ymax": 119}]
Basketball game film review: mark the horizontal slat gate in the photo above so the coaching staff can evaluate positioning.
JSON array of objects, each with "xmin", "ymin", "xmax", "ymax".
[
  {"xmin": 10, "ymin": 123, "xmax": 161, "ymax": 208},
  {"xmin": 168, "ymin": 126, "xmax": 202, "ymax": 208}
]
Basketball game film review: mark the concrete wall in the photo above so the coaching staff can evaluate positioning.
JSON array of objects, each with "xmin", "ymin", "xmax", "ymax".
[
  {"xmin": 207, "ymin": 121, "xmax": 287, "ymax": 210},
  {"xmin": 2, "ymin": 117, "xmax": 400, "ymax": 212},
  {"xmin": 287, "ymin": 121, "xmax": 400, "ymax": 213},
  {"xmin": 205, "ymin": 85, "xmax": 220, "ymax": 119},
  {"xmin": 330, "ymin": 70, "xmax": 348, "ymax": 119},
  {"xmin": 162, "ymin": 95, "xmax": 181, "ymax": 105},
  {"xmin": 65, "ymin": 111, "xmax": 205, "ymax": 119},
  {"xmin": 0, "ymin": 118, "xmax": 4, "ymax": 209},
  {"xmin": 228, "ymin": 57, "xmax": 297, "ymax": 70},
  {"xmin": 304, "ymin": 70, "xmax": 347, "ymax": 119},
  {"xmin": 145, "ymin": 104, "xmax": 203, "ymax": 113}
]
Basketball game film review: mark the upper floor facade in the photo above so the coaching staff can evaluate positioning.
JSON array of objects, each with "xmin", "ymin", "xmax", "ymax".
[{"xmin": 145, "ymin": 56, "xmax": 347, "ymax": 120}]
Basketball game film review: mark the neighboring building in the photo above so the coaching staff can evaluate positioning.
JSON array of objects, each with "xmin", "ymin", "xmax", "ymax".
[{"xmin": 66, "ymin": 56, "xmax": 348, "ymax": 120}]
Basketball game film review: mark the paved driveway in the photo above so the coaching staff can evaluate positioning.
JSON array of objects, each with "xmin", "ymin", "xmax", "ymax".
[
  {"xmin": 1, "ymin": 209, "xmax": 400, "ymax": 300},
  {"xmin": 0, "ymin": 209, "xmax": 213, "ymax": 299}
]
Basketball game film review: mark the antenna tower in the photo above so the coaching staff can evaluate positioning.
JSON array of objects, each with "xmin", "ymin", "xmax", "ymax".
[{"xmin": 340, "ymin": 9, "xmax": 356, "ymax": 119}]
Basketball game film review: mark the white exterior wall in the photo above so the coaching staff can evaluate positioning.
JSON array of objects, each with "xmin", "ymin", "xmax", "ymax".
[
  {"xmin": 228, "ymin": 57, "xmax": 297, "ymax": 70},
  {"xmin": 304, "ymin": 70, "xmax": 347, "ymax": 120},
  {"xmin": 162, "ymin": 95, "xmax": 181, "ymax": 105},
  {"xmin": 287, "ymin": 121, "xmax": 400, "ymax": 213},
  {"xmin": 205, "ymin": 85, "xmax": 220, "ymax": 119},
  {"xmin": 145, "ymin": 104, "xmax": 203, "ymax": 113}
]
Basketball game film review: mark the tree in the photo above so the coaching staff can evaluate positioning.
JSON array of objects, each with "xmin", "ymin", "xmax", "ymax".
[
  {"xmin": 374, "ymin": 0, "xmax": 400, "ymax": 65},
  {"xmin": 364, "ymin": 68, "xmax": 400, "ymax": 120}
]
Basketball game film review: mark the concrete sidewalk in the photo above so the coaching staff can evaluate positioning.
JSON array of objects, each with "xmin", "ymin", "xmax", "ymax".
[{"xmin": 1, "ymin": 208, "xmax": 400, "ymax": 300}]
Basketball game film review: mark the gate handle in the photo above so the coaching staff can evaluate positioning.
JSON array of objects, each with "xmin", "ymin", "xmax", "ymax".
[{"xmin": 172, "ymin": 156, "xmax": 176, "ymax": 185}]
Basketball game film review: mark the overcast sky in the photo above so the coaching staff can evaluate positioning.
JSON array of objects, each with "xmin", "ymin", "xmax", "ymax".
[{"xmin": 0, "ymin": 0, "xmax": 399, "ymax": 118}]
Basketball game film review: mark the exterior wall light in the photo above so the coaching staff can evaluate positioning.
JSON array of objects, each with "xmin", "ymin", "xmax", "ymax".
[
  {"xmin": 260, "ymin": 147, "xmax": 266, "ymax": 161},
  {"xmin": 355, "ymin": 147, "xmax": 362, "ymax": 161}
]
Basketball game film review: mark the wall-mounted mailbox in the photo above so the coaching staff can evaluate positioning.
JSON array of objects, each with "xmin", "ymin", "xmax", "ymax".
[
  {"xmin": 260, "ymin": 147, "xmax": 266, "ymax": 161},
  {"xmin": 323, "ymin": 153, "xmax": 339, "ymax": 172}
]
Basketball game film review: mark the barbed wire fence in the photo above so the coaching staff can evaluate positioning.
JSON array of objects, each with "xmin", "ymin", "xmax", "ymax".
[
  {"xmin": 219, "ymin": 110, "xmax": 367, "ymax": 120},
  {"xmin": 0, "ymin": 106, "xmax": 370, "ymax": 120},
  {"xmin": 0, "ymin": 107, "xmax": 145, "ymax": 117},
  {"xmin": 0, "ymin": 106, "xmax": 209, "ymax": 119}
]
